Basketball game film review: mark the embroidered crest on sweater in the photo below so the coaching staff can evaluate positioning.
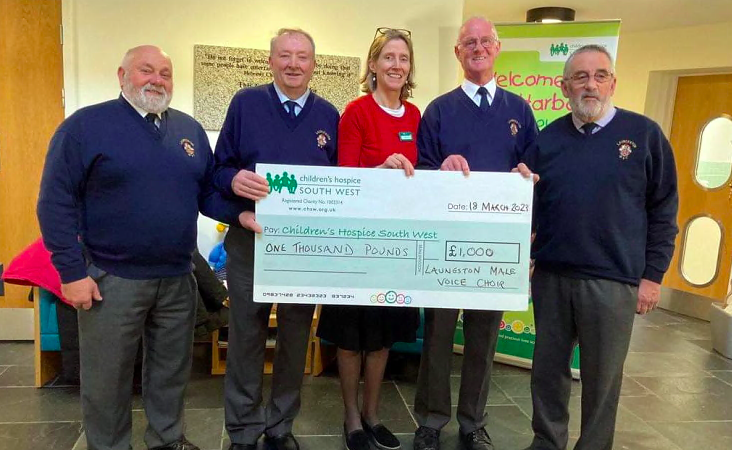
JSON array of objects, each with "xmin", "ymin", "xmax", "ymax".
[
  {"xmin": 617, "ymin": 139, "xmax": 636, "ymax": 160},
  {"xmin": 316, "ymin": 130, "xmax": 331, "ymax": 149},
  {"xmin": 180, "ymin": 139, "xmax": 195, "ymax": 157},
  {"xmin": 508, "ymin": 119, "xmax": 521, "ymax": 136}
]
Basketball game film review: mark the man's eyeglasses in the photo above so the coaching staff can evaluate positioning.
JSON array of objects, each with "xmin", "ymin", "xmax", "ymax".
[
  {"xmin": 374, "ymin": 27, "xmax": 412, "ymax": 40},
  {"xmin": 458, "ymin": 37, "xmax": 499, "ymax": 51},
  {"xmin": 564, "ymin": 71, "xmax": 614, "ymax": 86}
]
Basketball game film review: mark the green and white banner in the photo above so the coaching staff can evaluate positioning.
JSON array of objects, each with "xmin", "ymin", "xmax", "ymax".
[
  {"xmin": 495, "ymin": 20, "xmax": 621, "ymax": 130},
  {"xmin": 454, "ymin": 21, "xmax": 621, "ymax": 375}
]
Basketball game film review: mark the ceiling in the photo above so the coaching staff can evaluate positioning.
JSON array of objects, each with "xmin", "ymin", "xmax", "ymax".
[{"xmin": 463, "ymin": 0, "xmax": 732, "ymax": 32}]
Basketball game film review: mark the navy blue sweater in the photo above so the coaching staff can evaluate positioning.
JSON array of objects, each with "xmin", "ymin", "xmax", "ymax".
[
  {"xmin": 206, "ymin": 83, "xmax": 339, "ymax": 225},
  {"xmin": 417, "ymin": 87, "xmax": 538, "ymax": 170},
  {"xmin": 37, "ymin": 96, "xmax": 237, "ymax": 283},
  {"xmin": 523, "ymin": 109, "xmax": 679, "ymax": 285}
]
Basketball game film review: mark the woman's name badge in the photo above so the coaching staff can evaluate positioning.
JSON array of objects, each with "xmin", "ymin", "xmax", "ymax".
[{"xmin": 398, "ymin": 132, "xmax": 413, "ymax": 142}]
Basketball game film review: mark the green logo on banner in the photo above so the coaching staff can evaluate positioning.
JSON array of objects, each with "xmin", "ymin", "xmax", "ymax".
[
  {"xmin": 550, "ymin": 42, "xmax": 569, "ymax": 56},
  {"xmin": 266, "ymin": 171, "xmax": 298, "ymax": 194}
]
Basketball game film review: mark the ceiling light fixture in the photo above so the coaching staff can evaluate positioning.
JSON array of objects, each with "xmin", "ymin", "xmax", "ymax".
[{"xmin": 526, "ymin": 7, "xmax": 576, "ymax": 23}]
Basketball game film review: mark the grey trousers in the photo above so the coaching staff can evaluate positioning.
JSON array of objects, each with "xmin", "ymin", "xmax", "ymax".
[
  {"xmin": 529, "ymin": 268, "xmax": 637, "ymax": 450},
  {"xmin": 224, "ymin": 227, "xmax": 315, "ymax": 445},
  {"xmin": 78, "ymin": 266, "xmax": 197, "ymax": 450},
  {"xmin": 414, "ymin": 307, "xmax": 503, "ymax": 433}
]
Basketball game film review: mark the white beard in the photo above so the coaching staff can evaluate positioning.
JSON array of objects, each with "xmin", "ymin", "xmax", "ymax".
[
  {"xmin": 569, "ymin": 95, "xmax": 607, "ymax": 122},
  {"xmin": 123, "ymin": 82, "xmax": 171, "ymax": 114}
]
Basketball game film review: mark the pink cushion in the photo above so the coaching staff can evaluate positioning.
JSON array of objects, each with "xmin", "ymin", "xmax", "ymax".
[{"xmin": 1, "ymin": 238, "xmax": 67, "ymax": 304}]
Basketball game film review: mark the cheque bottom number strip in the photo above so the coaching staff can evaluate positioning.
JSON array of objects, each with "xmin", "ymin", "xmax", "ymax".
[
  {"xmin": 254, "ymin": 216, "xmax": 532, "ymax": 299},
  {"xmin": 253, "ymin": 286, "xmax": 530, "ymax": 310}
]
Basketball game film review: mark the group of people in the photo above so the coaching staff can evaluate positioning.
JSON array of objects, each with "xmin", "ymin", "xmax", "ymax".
[{"xmin": 37, "ymin": 14, "xmax": 678, "ymax": 450}]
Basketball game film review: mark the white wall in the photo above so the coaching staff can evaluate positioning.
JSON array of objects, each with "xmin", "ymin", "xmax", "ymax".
[
  {"xmin": 614, "ymin": 20, "xmax": 732, "ymax": 115},
  {"xmin": 62, "ymin": 0, "xmax": 462, "ymax": 257}
]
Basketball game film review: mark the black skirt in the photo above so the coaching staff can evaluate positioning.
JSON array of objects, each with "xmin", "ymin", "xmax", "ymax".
[{"xmin": 317, "ymin": 304, "xmax": 420, "ymax": 352}]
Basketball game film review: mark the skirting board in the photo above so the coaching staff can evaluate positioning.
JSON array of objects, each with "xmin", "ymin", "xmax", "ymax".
[
  {"xmin": 0, "ymin": 308, "xmax": 34, "ymax": 340},
  {"xmin": 659, "ymin": 287, "xmax": 714, "ymax": 321}
]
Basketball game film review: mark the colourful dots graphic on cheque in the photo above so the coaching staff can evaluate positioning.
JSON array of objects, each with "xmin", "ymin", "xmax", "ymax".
[{"xmin": 371, "ymin": 291, "xmax": 412, "ymax": 305}]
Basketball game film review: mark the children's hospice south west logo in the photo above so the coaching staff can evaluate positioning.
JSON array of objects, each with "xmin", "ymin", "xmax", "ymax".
[
  {"xmin": 266, "ymin": 171, "xmax": 298, "ymax": 194},
  {"xmin": 550, "ymin": 42, "xmax": 569, "ymax": 56}
]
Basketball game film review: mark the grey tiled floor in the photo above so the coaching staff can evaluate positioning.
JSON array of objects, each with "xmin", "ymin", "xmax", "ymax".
[{"xmin": 1, "ymin": 308, "xmax": 732, "ymax": 450}]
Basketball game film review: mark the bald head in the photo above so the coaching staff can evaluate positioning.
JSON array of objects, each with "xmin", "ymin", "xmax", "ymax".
[
  {"xmin": 455, "ymin": 16, "xmax": 501, "ymax": 85},
  {"xmin": 457, "ymin": 16, "xmax": 498, "ymax": 44},
  {"xmin": 120, "ymin": 45, "xmax": 171, "ymax": 72},
  {"xmin": 117, "ymin": 45, "xmax": 173, "ymax": 114}
]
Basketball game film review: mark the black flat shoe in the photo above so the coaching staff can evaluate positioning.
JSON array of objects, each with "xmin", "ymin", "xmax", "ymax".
[
  {"xmin": 362, "ymin": 418, "xmax": 401, "ymax": 450},
  {"xmin": 344, "ymin": 423, "xmax": 371, "ymax": 450}
]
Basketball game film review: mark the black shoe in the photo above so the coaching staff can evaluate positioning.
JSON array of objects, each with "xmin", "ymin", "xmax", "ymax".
[
  {"xmin": 265, "ymin": 432, "xmax": 300, "ymax": 450},
  {"xmin": 460, "ymin": 428, "xmax": 494, "ymax": 450},
  {"xmin": 413, "ymin": 426, "xmax": 440, "ymax": 450},
  {"xmin": 149, "ymin": 437, "xmax": 200, "ymax": 450},
  {"xmin": 228, "ymin": 444, "xmax": 257, "ymax": 450},
  {"xmin": 229, "ymin": 444, "xmax": 257, "ymax": 450},
  {"xmin": 362, "ymin": 418, "xmax": 401, "ymax": 450},
  {"xmin": 344, "ymin": 423, "xmax": 371, "ymax": 450}
]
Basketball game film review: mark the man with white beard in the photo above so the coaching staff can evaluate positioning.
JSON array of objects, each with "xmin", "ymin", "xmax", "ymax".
[
  {"xmin": 37, "ymin": 45, "xmax": 232, "ymax": 450},
  {"xmin": 522, "ymin": 45, "xmax": 679, "ymax": 450}
]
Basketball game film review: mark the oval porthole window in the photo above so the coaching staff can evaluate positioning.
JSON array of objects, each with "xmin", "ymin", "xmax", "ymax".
[
  {"xmin": 679, "ymin": 216, "xmax": 722, "ymax": 286},
  {"xmin": 695, "ymin": 116, "xmax": 732, "ymax": 189}
]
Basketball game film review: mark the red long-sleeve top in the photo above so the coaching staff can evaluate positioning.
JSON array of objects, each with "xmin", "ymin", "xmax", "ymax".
[{"xmin": 337, "ymin": 94, "xmax": 420, "ymax": 168}]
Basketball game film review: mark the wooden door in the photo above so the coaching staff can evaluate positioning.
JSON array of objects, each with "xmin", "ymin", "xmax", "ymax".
[
  {"xmin": 664, "ymin": 74, "xmax": 732, "ymax": 303},
  {"xmin": 0, "ymin": 0, "xmax": 64, "ymax": 308}
]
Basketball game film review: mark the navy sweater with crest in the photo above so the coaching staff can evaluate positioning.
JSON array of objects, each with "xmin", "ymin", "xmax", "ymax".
[
  {"xmin": 417, "ymin": 87, "xmax": 538, "ymax": 171},
  {"xmin": 523, "ymin": 109, "xmax": 679, "ymax": 285},
  {"xmin": 207, "ymin": 83, "xmax": 339, "ymax": 225},
  {"xmin": 38, "ymin": 96, "xmax": 239, "ymax": 283}
]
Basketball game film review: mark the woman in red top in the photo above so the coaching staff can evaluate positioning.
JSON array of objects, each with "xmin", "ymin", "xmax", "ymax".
[{"xmin": 317, "ymin": 28, "xmax": 420, "ymax": 450}]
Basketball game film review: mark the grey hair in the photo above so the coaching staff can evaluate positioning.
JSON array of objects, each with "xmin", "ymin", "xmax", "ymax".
[
  {"xmin": 456, "ymin": 16, "xmax": 499, "ymax": 45},
  {"xmin": 563, "ymin": 45, "xmax": 615, "ymax": 77},
  {"xmin": 269, "ymin": 28, "xmax": 316, "ymax": 55}
]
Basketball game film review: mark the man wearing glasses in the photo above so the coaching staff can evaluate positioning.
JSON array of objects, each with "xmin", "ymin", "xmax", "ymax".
[
  {"xmin": 414, "ymin": 16, "xmax": 539, "ymax": 450},
  {"xmin": 523, "ymin": 45, "xmax": 678, "ymax": 450}
]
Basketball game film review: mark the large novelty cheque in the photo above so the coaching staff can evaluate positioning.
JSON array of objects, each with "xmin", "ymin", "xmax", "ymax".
[{"xmin": 253, "ymin": 164, "xmax": 532, "ymax": 311}]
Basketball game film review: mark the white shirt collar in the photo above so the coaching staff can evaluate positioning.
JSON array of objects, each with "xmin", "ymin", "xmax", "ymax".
[
  {"xmin": 572, "ymin": 105, "xmax": 617, "ymax": 133},
  {"xmin": 273, "ymin": 83, "xmax": 310, "ymax": 109},
  {"xmin": 121, "ymin": 92, "xmax": 162, "ymax": 121},
  {"xmin": 461, "ymin": 78, "xmax": 497, "ymax": 106}
]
